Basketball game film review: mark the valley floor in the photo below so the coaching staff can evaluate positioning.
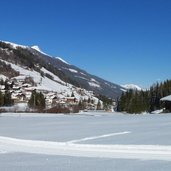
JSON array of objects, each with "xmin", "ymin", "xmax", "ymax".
[{"xmin": 0, "ymin": 112, "xmax": 171, "ymax": 171}]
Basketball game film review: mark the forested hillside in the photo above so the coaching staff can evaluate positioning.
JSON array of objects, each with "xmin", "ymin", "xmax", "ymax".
[{"xmin": 117, "ymin": 80, "xmax": 171, "ymax": 113}]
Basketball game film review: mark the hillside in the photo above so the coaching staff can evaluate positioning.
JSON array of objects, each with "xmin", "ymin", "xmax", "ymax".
[{"xmin": 0, "ymin": 41, "xmax": 124, "ymax": 99}]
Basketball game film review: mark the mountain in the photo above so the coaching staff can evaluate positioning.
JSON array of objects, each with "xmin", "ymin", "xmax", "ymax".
[
  {"xmin": 121, "ymin": 84, "xmax": 142, "ymax": 91},
  {"xmin": 0, "ymin": 40, "xmax": 124, "ymax": 99}
]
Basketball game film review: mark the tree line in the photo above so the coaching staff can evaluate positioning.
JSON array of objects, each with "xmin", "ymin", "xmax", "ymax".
[
  {"xmin": 0, "ymin": 91, "xmax": 13, "ymax": 107},
  {"xmin": 117, "ymin": 80, "xmax": 171, "ymax": 114},
  {"xmin": 0, "ymin": 79, "xmax": 14, "ymax": 107},
  {"xmin": 28, "ymin": 90, "xmax": 45, "ymax": 111}
]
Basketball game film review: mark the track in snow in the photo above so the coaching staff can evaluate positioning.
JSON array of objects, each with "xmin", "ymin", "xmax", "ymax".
[
  {"xmin": 1, "ymin": 134, "xmax": 171, "ymax": 161},
  {"xmin": 67, "ymin": 131, "xmax": 131, "ymax": 143}
]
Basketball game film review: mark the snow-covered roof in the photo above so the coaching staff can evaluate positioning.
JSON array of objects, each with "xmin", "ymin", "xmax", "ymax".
[
  {"xmin": 160, "ymin": 95, "xmax": 171, "ymax": 101},
  {"xmin": 22, "ymin": 83, "xmax": 31, "ymax": 87},
  {"xmin": 66, "ymin": 97, "xmax": 76, "ymax": 100},
  {"xmin": 0, "ymin": 85, "xmax": 5, "ymax": 90},
  {"xmin": 0, "ymin": 74, "xmax": 7, "ymax": 81},
  {"xmin": 13, "ymin": 75, "xmax": 26, "ymax": 80}
]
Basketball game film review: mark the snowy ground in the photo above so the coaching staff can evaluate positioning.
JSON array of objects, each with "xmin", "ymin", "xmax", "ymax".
[{"xmin": 0, "ymin": 112, "xmax": 171, "ymax": 170}]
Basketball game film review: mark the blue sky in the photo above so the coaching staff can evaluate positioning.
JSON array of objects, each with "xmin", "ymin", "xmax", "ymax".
[{"xmin": 0, "ymin": 0, "xmax": 171, "ymax": 88}]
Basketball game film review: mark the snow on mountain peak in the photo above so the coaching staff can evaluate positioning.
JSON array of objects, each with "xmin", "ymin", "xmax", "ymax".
[
  {"xmin": 31, "ymin": 45, "xmax": 49, "ymax": 56},
  {"xmin": 122, "ymin": 84, "xmax": 142, "ymax": 91},
  {"xmin": 56, "ymin": 57, "xmax": 70, "ymax": 65},
  {"xmin": 1, "ymin": 40, "xmax": 28, "ymax": 49},
  {"xmin": 31, "ymin": 45, "xmax": 41, "ymax": 52},
  {"xmin": 31, "ymin": 46, "xmax": 70, "ymax": 65}
]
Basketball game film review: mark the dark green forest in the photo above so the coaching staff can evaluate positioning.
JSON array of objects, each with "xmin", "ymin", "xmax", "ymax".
[
  {"xmin": 117, "ymin": 80, "xmax": 171, "ymax": 113},
  {"xmin": 0, "ymin": 79, "xmax": 14, "ymax": 107},
  {"xmin": 0, "ymin": 91, "xmax": 13, "ymax": 107}
]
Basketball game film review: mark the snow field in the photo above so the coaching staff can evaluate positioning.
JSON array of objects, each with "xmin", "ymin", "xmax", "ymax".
[
  {"xmin": 1, "ymin": 112, "xmax": 171, "ymax": 170},
  {"xmin": 0, "ymin": 133, "xmax": 171, "ymax": 161}
]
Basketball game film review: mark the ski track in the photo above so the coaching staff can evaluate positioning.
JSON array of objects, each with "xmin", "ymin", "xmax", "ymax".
[
  {"xmin": 0, "ymin": 135, "xmax": 171, "ymax": 161},
  {"xmin": 67, "ymin": 131, "xmax": 131, "ymax": 143}
]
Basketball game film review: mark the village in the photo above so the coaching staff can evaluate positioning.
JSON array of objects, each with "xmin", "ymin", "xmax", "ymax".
[{"xmin": 0, "ymin": 74, "xmax": 106, "ymax": 112}]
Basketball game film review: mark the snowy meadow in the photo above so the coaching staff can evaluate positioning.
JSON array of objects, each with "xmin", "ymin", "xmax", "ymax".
[{"xmin": 0, "ymin": 112, "xmax": 171, "ymax": 171}]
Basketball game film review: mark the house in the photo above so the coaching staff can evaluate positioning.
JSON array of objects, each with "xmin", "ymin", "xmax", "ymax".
[
  {"xmin": 12, "ymin": 93, "xmax": 26, "ymax": 103},
  {"xmin": 12, "ymin": 75, "xmax": 26, "ymax": 83},
  {"xmin": 160, "ymin": 95, "xmax": 171, "ymax": 112},
  {"xmin": 65, "ymin": 97, "xmax": 78, "ymax": 104}
]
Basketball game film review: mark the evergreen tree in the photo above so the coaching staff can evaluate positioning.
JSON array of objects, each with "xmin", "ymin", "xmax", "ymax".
[
  {"xmin": 0, "ymin": 91, "xmax": 4, "ymax": 106},
  {"xmin": 28, "ymin": 90, "xmax": 36, "ymax": 108},
  {"xmin": 71, "ymin": 92, "xmax": 75, "ymax": 97},
  {"xmin": 37, "ymin": 92, "xmax": 46, "ymax": 110},
  {"xmin": 3, "ymin": 91, "xmax": 13, "ymax": 106},
  {"xmin": 0, "ymin": 79, "xmax": 4, "ymax": 85},
  {"xmin": 4, "ymin": 79, "xmax": 10, "ymax": 90},
  {"xmin": 117, "ymin": 79, "xmax": 171, "ymax": 114},
  {"xmin": 28, "ymin": 90, "xmax": 45, "ymax": 110},
  {"xmin": 78, "ymin": 100, "xmax": 84, "ymax": 110},
  {"xmin": 88, "ymin": 98, "xmax": 91, "ymax": 103},
  {"xmin": 97, "ymin": 100, "xmax": 101, "ymax": 110},
  {"xmin": 96, "ymin": 94, "xmax": 113, "ymax": 110},
  {"xmin": 91, "ymin": 99, "xmax": 94, "ymax": 104}
]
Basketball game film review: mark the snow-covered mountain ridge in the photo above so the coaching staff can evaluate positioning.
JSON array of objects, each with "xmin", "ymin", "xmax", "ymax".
[
  {"xmin": 122, "ymin": 84, "xmax": 142, "ymax": 91},
  {"xmin": 0, "ymin": 40, "xmax": 124, "ymax": 99}
]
